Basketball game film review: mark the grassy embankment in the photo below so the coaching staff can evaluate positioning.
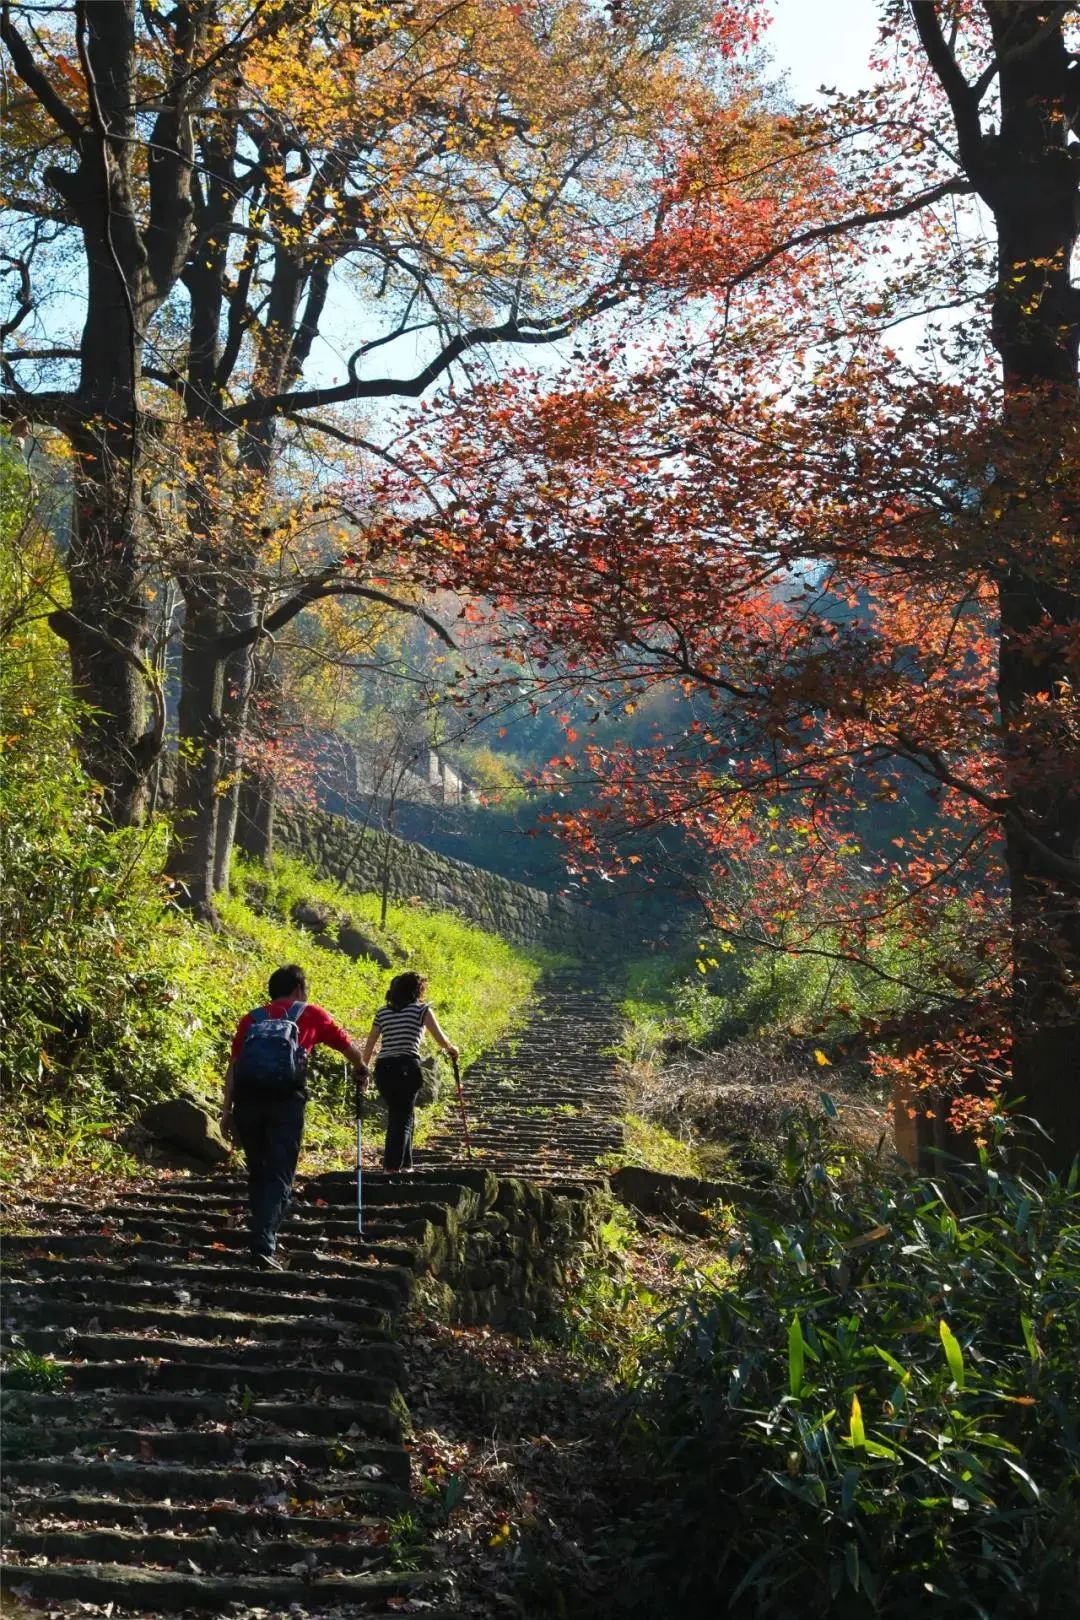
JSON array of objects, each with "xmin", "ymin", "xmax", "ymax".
[{"xmin": 2, "ymin": 842, "xmax": 550, "ymax": 1189}]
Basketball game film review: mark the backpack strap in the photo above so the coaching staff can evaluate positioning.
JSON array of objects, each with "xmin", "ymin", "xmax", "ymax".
[
  {"xmin": 286, "ymin": 1001, "xmax": 307, "ymax": 1024},
  {"xmin": 249, "ymin": 1006, "xmax": 268, "ymax": 1024}
]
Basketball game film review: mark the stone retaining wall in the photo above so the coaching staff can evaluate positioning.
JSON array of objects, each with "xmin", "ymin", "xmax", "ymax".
[
  {"xmin": 414, "ymin": 1166, "xmax": 608, "ymax": 1334},
  {"xmin": 276, "ymin": 803, "xmax": 604, "ymax": 951}
]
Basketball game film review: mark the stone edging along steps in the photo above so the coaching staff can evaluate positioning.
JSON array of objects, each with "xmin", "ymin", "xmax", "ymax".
[{"xmin": 1, "ymin": 975, "xmax": 627, "ymax": 1616}]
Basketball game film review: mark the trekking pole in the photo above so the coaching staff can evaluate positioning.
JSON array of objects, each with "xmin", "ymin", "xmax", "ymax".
[
  {"xmin": 451, "ymin": 1055, "xmax": 473, "ymax": 1162},
  {"xmin": 353, "ymin": 1068, "xmax": 364, "ymax": 1239}
]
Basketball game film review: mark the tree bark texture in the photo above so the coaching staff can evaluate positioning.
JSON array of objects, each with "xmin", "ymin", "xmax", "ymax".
[
  {"xmin": 236, "ymin": 770, "xmax": 276, "ymax": 864},
  {"xmin": 917, "ymin": 2, "xmax": 1080, "ymax": 1168}
]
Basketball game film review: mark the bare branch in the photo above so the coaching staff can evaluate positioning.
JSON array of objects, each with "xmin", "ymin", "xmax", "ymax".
[
  {"xmin": 1, "ymin": 2, "xmax": 85, "ymax": 144},
  {"xmin": 222, "ymin": 290, "xmax": 627, "ymax": 430},
  {"xmin": 909, "ymin": 1, "xmax": 985, "ymax": 169},
  {"xmin": 217, "ymin": 576, "xmax": 457, "ymax": 653},
  {"xmin": 730, "ymin": 177, "xmax": 975, "ymax": 290}
]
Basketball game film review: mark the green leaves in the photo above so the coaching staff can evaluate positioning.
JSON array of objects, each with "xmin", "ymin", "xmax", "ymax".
[{"xmin": 622, "ymin": 1112, "xmax": 1080, "ymax": 1619}]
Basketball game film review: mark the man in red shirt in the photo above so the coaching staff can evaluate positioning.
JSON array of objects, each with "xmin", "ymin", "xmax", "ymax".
[{"xmin": 222, "ymin": 964, "xmax": 369, "ymax": 1270}]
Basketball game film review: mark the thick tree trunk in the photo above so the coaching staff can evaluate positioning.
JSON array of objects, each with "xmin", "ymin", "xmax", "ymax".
[
  {"xmin": 39, "ymin": 1, "xmax": 178, "ymax": 824},
  {"xmin": 999, "ymin": 564, "xmax": 1080, "ymax": 1171},
  {"xmin": 55, "ymin": 443, "xmax": 155, "ymax": 824},
  {"xmin": 983, "ymin": 10, "xmax": 1080, "ymax": 1170},
  {"xmin": 236, "ymin": 770, "xmax": 275, "ymax": 863}
]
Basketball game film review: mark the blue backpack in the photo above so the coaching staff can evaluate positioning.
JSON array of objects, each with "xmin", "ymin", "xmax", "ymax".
[{"xmin": 234, "ymin": 1001, "xmax": 308, "ymax": 1097}]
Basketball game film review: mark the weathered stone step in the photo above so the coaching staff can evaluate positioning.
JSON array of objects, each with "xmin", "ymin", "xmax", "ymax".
[
  {"xmin": 1, "ymin": 1389, "xmax": 402, "ymax": 1440},
  {"xmin": 5, "ymin": 1427, "xmax": 409, "ymax": 1486},
  {"xmin": 3, "ymin": 1297, "xmax": 392, "ymax": 1344},
  {"xmin": 73, "ymin": 1198, "xmax": 460, "ymax": 1233},
  {"xmin": 56, "ymin": 1356, "xmax": 399, "ymax": 1401},
  {"xmin": 8, "ymin": 1215, "xmax": 441, "ymax": 1260},
  {"xmin": 1, "ymin": 1254, "xmax": 413, "ymax": 1303},
  {"xmin": 464, "ymin": 1129, "xmax": 620, "ymax": 1145},
  {"xmin": 10, "ymin": 1491, "xmax": 387, "ymax": 1541},
  {"xmin": 111, "ymin": 1179, "xmax": 481, "ymax": 1212},
  {"xmin": 6, "ymin": 1524, "xmax": 390, "ymax": 1575},
  {"xmin": 2, "ymin": 1231, "xmax": 423, "ymax": 1270},
  {"xmin": 9, "ymin": 1327, "xmax": 401, "ymax": 1377},
  {"xmin": 3, "ymin": 1457, "xmax": 408, "ymax": 1507},
  {"xmin": 2, "ymin": 1271, "xmax": 397, "ymax": 1322},
  {"xmin": 0, "ymin": 1559, "xmax": 452, "ymax": 1614}
]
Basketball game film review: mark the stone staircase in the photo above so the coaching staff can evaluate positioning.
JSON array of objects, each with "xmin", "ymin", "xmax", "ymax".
[
  {"xmin": 418, "ymin": 970, "xmax": 625, "ymax": 1179},
  {"xmin": 1, "ymin": 973, "xmax": 628, "ymax": 1617}
]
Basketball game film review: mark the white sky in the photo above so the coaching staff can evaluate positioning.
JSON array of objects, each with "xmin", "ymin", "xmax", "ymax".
[{"xmin": 768, "ymin": 0, "xmax": 881, "ymax": 101}]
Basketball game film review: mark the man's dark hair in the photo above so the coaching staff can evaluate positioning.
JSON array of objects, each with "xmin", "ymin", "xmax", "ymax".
[{"xmin": 268, "ymin": 964, "xmax": 307, "ymax": 1001}]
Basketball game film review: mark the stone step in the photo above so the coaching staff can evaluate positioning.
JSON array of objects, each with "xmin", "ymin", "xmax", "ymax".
[
  {"xmin": 1, "ymin": 1231, "xmax": 423, "ymax": 1270},
  {"xmin": 56, "ymin": 1356, "xmax": 399, "ymax": 1401},
  {"xmin": 3, "ymin": 1297, "xmax": 392, "ymax": 1343},
  {"xmin": 10, "ymin": 1214, "xmax": 442, "ymax": 1255},
  {"xmin": 4, "ymin": 1425, "xmax": 410, "ymax": 1486},
  {"xmin": 6, "ymin": 1524, "xmax": 391, "ymax": 1575},
  {"xmin": 107, "ymin": 1177, "xmax": 480, "ymax": 1211},
  {"xmin": 8, "ymin": 1327, "xmax": 402, "ymax": 1378},
  {"xmin": 7, "ymin": 1483, "xmax": 388, "ymax": 1535},
  {"xmin": 8, "ymin": 1491, "xmax": 388, "ymax": 1540},
  {"xmin": 0, "ymin": 1559, "xmax": 452, "ymax": 1614},
  {"xmin": 1, "ymin": 1257, "xmax": 404, "ymax": 1308},
  {"xmin": 1, "ymin": 1256, "xmax": 412, "ymax": 1306},
  {"xmin": 2, "ymin": 1457, "xmax": 408, "ymax": 1507},
  {"xmin": 77, "ymin": 1197, "xmax": 460, "ymax": 1230},
  {"xmin": 0, "ymin": 1389, "xmax": 402, "ymax": 1440}
]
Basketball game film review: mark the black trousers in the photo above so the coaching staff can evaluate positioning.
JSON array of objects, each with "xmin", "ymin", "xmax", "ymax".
[
  {"xmin": 375, "ymin": 1054, "xmax": 423, "ymax": 1170},
  {"xmin": 233, "ymin": 1093, "xmax": 305, "ymax": 1256}
]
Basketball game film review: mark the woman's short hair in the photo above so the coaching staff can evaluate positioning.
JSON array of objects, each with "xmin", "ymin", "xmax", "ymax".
[
  {"xmin": 269, "ymin": 963, "xmax": 307, "ymax": 1000},
  {"xmin": 386, "ymin": 971, "xmax": 427, "ymax": 1010}
]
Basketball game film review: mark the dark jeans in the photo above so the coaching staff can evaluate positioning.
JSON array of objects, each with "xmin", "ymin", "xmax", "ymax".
[
  {"xmin": 233, "ymin": 1093, "xmax": 305, "ymax": 1256},
  {"xmin": 375, "ymin": 1054, "xmax": 423, "ymax": 1170}
]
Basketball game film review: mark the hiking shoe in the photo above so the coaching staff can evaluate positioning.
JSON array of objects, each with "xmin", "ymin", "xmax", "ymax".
[{"xmin": 249, "ymin": 1251, "xmax": 285, "ymax": 1272}]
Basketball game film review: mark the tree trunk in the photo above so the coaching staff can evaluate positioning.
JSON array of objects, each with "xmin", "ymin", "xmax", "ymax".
[
  {"xmin": 236, "ymin": 770, "xmax": 275, "ymax": 863},
  {"xmin": 166, "ymin": 604, "xmax": 225, "ymax": 923},
  {"xmin": 982, "ymin": 10, "xmax": 1080, "ymax": 1170},
  {"xmin": 999, "ymin": 563, "xmax": 1080, "ymax": 1171},
  {"xmin": 211, "ymin": 590, "xmax": 257, "ymax": 892},
  {"xmin": 54, "ymin": 441, "xmax": 155, "ymax": 824}
]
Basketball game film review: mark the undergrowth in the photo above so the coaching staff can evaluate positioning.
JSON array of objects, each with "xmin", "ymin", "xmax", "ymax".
[
  {"xmin": 0, "ymin": 564, "xmax": 547, "ymax": 1183},
  {"xmin": 609, "ymin": 1113, "xmax": 1080, "ymax": 1619},
  {"xmin": 599, "ymin": 1113, "xmax": 705, "ymax": 1178},
  {"xmin": 617, "ymin": 922, "xmax": 966, "ymax": 1070}
]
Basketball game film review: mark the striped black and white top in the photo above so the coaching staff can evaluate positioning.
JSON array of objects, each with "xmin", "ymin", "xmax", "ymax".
[{"xmin": 374, "ymin": 1001, "xmax": 429, "ymax": 1058}]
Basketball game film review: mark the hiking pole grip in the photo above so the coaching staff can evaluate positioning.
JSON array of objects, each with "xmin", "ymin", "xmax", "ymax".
[{"xmin": 452, "ymin": 1055, "xmax": 473, "ymax": 1162}]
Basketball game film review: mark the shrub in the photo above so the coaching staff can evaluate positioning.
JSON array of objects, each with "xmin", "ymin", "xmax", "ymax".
[
  {"xmin": 619, "ymin": 1115, "xmax": 1080, "ymax": 1618},
  {"xmin": 0, "ymin": 463, "xmax": 218, "ymax": 1133}
]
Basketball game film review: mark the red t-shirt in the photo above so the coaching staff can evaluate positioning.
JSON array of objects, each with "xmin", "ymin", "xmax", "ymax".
[{"xmin": 231, "ymin": 999, "xmax": 353, "ymax": 1064}]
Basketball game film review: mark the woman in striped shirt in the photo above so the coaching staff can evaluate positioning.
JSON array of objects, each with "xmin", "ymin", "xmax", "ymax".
[{"xmin": 360, "ymin": 972, "xmax": 459, "ymax": 1171}]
